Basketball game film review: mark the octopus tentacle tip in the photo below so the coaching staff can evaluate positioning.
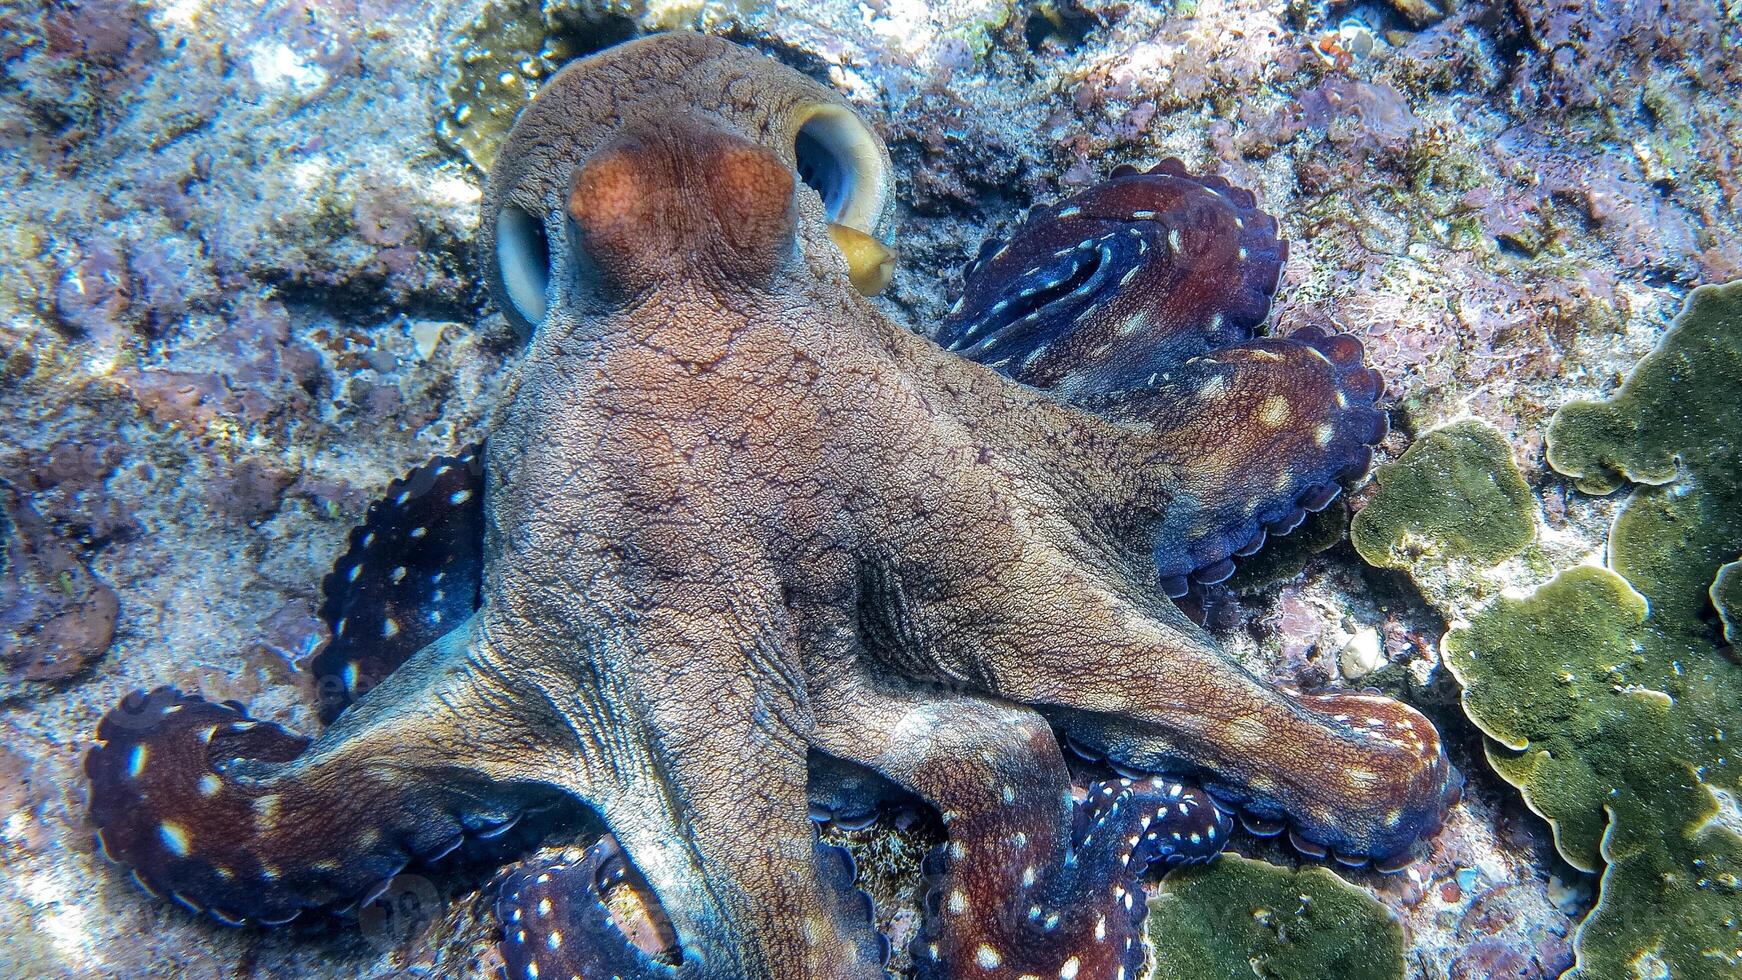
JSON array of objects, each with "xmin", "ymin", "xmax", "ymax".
[{"xmin": 85, "ymin": 688, "xmax": 318, "ymax": 924}]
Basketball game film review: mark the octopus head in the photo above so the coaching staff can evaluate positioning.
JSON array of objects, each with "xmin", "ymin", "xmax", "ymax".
[{"xmin": 481, "ymin": 32, "xmax": 895, "ymax": 334}]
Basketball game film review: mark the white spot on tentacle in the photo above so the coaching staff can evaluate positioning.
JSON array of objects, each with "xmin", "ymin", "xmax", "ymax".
[{"xmin": 159, "ymin": 822, "xmax": 191, "ymax": 857}]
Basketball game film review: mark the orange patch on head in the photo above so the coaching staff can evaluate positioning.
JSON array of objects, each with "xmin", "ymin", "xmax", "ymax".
[
  {"xmin": 567, "ymin": 116, "xmax": 797, "ymax": 295},
  {"xmin": 714, "ymin": 143, "xmax": 796, "ymax": 254},
  {"xmin": 568, "ymin": 148, "xmax": 647, "ymax": 243}
]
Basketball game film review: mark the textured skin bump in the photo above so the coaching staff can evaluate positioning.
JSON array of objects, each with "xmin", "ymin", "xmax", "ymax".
[
  {"xmin": 311, "ymin": 445, "xmax": 485, "ymax": 722},
  {"xmin": 937, "ymin": 158, "xmax": 1287, "ymax": 400},
  {"xmin": 88, "ymin": 33, "xmax": 1455, "ymax": 979}
]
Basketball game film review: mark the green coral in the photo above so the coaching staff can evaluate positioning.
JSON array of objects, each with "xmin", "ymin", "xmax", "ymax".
[
  {"xmin": 1147, "ymin": 855, "xmax": 1404, "ymax": 980},
  {"xmin": 1546, "ymin": 283, "xmax": 1742, "ymax": 632},
  {"xmin": 1350, "ymin": 419, "xmax": 1535, "ymax": 576},
  {"xmin": 1442, "ymin": 281, "xmax": 1742, "ymax": 980}
]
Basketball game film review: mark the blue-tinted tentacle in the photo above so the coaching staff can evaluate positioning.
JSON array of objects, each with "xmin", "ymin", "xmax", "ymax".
[
  {"xmin": 807, "ymin": 670, "xmax": 1222, "ymax": 980},
  {"xmin": 939, "ymin": 159, "xmax": 1287, "ymax": 401},
  {"xmin": 909, "ymin": 774, "xmax": 1230, "ymax": 980},
  {"xmin": 496, "ymin": 837, "xmax": 679, "ymax": 980},
  {"xmin": 85, "ymin": 619, "xmax": 577, "ymax": 926},
  {"xmin": 311, "ymin": 444, "xmax": 485, "ymax": 722},
  {"xmin": 1103, "ymin": 327, "xmax": 1386, "ymax": 592},
  {"xmin": 494, "ymin": 833, "xmax": 884, "ymax": 980}
]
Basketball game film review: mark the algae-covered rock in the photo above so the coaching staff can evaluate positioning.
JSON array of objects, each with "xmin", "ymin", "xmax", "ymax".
[
  {"xmin": 438, "ymin": 0, "xmax": 638, "ymax": 171},
  {"xmin": 1228, "ymin": 503, "xmax": 1348, "ymax": 594},
  {"xmin": 1147, "ymin": 855, "xmax": 1405, "ymax": 980},
  {"xmin": 1444, "ymin": 281, "xmax": 1742, "ymax": 980},
  {"xmin": 1350, "ymin": 419, "xmax": 1535, "ymax": 578}
]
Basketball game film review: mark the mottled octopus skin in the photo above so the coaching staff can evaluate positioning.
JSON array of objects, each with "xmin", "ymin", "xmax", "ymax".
[{"xmin": 85, "ymin": 32, "xmax": 1456, "ymax": 980}]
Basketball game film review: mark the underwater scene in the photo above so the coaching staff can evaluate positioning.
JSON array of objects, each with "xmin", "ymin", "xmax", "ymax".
[{"xmin": 2, "ymin": 0, "xmax": 1740, "ymax": 978}]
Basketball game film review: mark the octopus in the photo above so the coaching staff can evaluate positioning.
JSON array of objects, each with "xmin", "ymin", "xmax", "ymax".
[{"xmin": 85, "ymin": 32, "xmax": 1458, "ymax": 980}]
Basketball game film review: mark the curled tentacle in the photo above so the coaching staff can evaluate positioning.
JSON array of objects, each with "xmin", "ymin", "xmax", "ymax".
[
  {"xmin": 87, "ymin": 688, "xmax": 318, "ymax": 925},
  {"xmin": 496, "ymin": 837, "xmax": 679, "ymax": 980},
  {"xmin": 86, "ymin": 621, "xmax": 567, "ymax": 925},
  {"xmin": 1228, "ymin": 689, "xmax": 1463, "ymax": 869},
  {"xmin": 86, "ymin": 687, "xmax": 491, "ymax": 924},
  {"xmin": 1106, "ymin": 326, "xmax": 1387, "ymax": 592},
  {"xmin": 495, "ymin": 833, "xmax": 884, "ymax": 979},
  {"xmin": 935, "ymin": 163, "xmax": 1386, "ymax": 593},
  {"xmin": 939, "ymin": 158, "xmax": 1287, "ymax": 401}
]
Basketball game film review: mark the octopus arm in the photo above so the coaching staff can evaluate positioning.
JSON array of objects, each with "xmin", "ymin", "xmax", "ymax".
[
  {"xmin": 497, "ymin": 836, "xmax": 680, "ymax": 979},
  {"xmin": 938, "ymin": 159, "xmax": 1287, "ymax": 400},
  {"xmin": 807, "ymin": 668, "xmax": 1228, "ymax": 980},
  {"xmin": 310, "ymin": 445, "xmax": 486, "ymax": 722},
  {"xmin": 933, "ymin": 166, "xmax": 1387, "ymax": 592},
  {"xmin": 913, "ymin": 542, "xmax": 1456, "ymax": 865},
  {"xmin": 1108, "ymin": 326, "xmax": 1388, "ymax": 594},
  {"xmin": 496, "ymin": 833, "xmax": 884, "ymax": 980},
  {"xmin": 85, "ymin": 617, "xmax": 579, "ymax": 925}
]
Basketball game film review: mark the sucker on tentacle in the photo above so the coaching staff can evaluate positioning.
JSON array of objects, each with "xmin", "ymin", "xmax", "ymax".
[{"xmin": 911, "ymin": 775, "xmax": 1232, "ymax": 980}]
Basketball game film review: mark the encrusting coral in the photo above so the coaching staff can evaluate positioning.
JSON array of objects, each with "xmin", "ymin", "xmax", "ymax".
[
  {"xmin": 437, "ymin": 0, "xmax": 636, "ymax": 171},
  {"xmin": 1146, "ymin": 854, "xmax": 1406, "ymax": 980},
  {"xmin": 1359, "ymin": 282, "xmax": 1742, "ymax": 979},
  {"xmin": 1350, "ymin": 419, "xmax": 1535, "ymax": 578}
]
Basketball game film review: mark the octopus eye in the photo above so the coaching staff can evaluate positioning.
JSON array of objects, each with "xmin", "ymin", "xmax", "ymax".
[
  {"xmin": 791, "ymin": 106, "xmax": 886, "ymax": 233},
  {"xmin": 495, "ymin": 202, "xmax": 551, "ymax": 332},
  {"xmin": 793, "ymin": 105, "xmax": 893, "ymax": 295}
]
